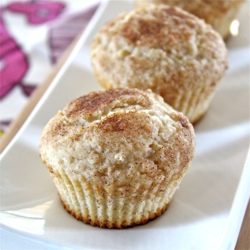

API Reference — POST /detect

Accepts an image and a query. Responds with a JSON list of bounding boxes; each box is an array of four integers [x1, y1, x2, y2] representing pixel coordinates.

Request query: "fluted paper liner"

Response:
[[49, 165, 187, 229]]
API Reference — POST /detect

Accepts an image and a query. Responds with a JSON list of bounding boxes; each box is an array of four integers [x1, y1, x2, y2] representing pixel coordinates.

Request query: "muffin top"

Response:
[[135, 0, 245, 39], [136, 0, 244, 19], [39, 88, 195, 200], [91, 4, 228, 100]]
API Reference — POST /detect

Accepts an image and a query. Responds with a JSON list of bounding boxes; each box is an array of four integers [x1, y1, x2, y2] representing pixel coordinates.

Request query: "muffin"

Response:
[[91, 5, 228, 124], [135, 0, 245, 39], [39, 88, 195, 228]]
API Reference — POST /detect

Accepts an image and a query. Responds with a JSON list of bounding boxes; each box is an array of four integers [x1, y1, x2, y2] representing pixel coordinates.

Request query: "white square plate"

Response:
[[1, 1, 249, 249]]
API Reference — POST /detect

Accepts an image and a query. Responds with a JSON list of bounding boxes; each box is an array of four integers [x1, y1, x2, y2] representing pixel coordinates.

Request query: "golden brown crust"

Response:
[[61, 197, 170, 229]]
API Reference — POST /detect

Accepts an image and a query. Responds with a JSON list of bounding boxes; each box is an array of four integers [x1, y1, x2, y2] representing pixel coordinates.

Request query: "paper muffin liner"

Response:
[[211, 3, 245, 40], [171, 84, 217, 124], [49, 165, 185, 228]]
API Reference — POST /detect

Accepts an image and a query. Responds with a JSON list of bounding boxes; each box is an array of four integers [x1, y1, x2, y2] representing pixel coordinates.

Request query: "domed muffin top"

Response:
[[39, 88, 195, 200]]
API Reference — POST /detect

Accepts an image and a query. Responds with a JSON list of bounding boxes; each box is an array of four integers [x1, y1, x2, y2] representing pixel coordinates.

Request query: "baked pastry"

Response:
[[39, 88, 195, 228], [91, 5, 228, 124], [135, 0, 245, 39]]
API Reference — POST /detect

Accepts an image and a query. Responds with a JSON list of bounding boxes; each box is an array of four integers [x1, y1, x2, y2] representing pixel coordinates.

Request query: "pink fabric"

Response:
[[0, 14, 29, 98], [7, 1, 65, 24], [49, 5, 98, 63], [0, 1, 98, 134]]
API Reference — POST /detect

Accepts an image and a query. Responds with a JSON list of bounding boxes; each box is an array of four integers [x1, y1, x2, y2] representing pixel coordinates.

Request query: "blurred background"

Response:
[[0, 0, 99, 138]]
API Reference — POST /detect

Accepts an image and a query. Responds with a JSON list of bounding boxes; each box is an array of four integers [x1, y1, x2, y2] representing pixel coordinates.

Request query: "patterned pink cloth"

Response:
[[0, 1, 98, 135], [0, 13, 29, 98], [49, 6, 97, 63], [7, 1, 65, 24]]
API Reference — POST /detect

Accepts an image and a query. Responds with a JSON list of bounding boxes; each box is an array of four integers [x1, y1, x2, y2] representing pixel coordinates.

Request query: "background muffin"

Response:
[[135, 0, 245, 39], [39, 88, 195, 228], [91, 5, 228, 124]]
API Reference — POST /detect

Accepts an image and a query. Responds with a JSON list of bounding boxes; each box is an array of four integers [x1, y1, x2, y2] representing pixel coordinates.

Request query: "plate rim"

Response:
[[0, 0, 249, 249]]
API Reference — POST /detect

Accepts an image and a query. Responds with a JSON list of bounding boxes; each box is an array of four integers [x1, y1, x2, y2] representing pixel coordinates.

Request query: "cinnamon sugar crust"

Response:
[[91, 5, 228, 123], [135, 0, 245, 39]]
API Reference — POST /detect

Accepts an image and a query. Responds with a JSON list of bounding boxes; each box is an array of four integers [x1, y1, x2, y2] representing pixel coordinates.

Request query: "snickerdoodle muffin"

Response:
[[91, 5, 228, 124], [136, 0, 245, 39], [39, 88, 195, 228]]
